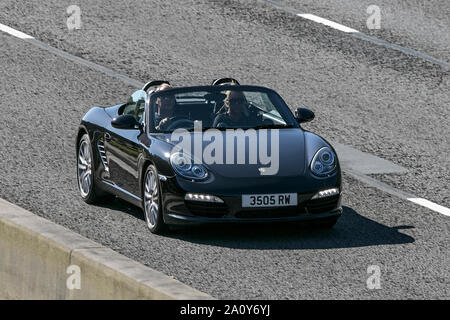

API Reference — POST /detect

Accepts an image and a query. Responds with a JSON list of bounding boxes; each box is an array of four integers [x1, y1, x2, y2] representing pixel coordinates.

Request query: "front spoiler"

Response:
[[164, 208, 342, 225]]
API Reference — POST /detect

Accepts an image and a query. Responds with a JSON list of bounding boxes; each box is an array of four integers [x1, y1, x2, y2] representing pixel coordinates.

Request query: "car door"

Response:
[[104, 90, 147, 197]]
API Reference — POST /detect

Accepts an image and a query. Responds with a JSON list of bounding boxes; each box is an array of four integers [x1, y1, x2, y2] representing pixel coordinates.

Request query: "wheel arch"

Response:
[[76, 125, 90, 147]]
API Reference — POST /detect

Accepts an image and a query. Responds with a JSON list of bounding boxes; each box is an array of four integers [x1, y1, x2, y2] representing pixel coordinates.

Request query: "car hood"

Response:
[[153, 128, 306, 179]]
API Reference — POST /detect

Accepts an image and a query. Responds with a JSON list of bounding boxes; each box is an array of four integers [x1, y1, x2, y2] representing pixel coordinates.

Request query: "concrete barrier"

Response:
[[0, 199, 213, 299]]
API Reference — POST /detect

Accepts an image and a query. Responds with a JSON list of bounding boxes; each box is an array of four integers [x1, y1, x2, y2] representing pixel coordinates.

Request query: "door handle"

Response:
[[105, 132, 111, 141]]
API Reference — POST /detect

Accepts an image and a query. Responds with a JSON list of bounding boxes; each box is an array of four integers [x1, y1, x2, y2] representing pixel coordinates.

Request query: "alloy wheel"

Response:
[[78, 139, 92, 197], [144, 170, 159, 229]]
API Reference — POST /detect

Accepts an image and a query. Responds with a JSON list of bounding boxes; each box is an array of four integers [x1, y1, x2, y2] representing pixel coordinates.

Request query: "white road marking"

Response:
[[296, 13, 359, 33], [0, 23, 142, 88], [346, 170, 450, 218], [0, 23, 34, 39], [260, 0, 450, 69], [407, 198, 450, 217], [0, 22, 449, 218]]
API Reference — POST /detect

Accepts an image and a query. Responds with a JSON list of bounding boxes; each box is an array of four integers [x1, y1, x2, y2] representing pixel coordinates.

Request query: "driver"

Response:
[[154, 83, 176, 130], [213, 90, 253, 128]]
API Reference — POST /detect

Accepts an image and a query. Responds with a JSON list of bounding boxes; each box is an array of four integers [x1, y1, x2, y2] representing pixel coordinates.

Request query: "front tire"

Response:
[[143, 165, 167, 234], [77, 133, 113, 204]]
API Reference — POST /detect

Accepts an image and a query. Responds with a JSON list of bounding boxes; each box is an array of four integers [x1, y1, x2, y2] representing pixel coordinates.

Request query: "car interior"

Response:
[[117, 78, 287, 131]]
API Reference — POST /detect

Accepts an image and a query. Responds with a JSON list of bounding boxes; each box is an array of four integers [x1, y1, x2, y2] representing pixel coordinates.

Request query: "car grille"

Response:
[[304, 195, 340, 214], [184, 194, 340, 219], [235, 195, 340, 218], [184, 200, 229, 218]]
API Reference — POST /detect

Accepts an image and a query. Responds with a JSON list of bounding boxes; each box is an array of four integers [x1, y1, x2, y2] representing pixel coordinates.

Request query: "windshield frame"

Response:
[[147, 85, 299, 134]]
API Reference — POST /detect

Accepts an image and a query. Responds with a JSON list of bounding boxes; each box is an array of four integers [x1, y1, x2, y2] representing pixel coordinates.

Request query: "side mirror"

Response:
[[111, 115, 141, 130], [295, 108, 315, 123]]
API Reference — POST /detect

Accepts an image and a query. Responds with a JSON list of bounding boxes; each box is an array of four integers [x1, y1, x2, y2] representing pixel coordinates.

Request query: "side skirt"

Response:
[[100, 180, 143, 209]]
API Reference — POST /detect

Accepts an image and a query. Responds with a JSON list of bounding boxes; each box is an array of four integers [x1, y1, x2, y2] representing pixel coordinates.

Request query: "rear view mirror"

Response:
[[295, 108, 315, 123]]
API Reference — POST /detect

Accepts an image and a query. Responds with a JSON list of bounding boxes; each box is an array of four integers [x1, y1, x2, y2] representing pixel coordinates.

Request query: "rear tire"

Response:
[[143, 165, 167, 234], [77, 133, 114, 204]]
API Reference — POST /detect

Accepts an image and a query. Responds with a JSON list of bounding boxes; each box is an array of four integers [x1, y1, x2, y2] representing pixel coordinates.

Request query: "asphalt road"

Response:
[[275, 0, 450, 62], [0, 0, 449, 299]]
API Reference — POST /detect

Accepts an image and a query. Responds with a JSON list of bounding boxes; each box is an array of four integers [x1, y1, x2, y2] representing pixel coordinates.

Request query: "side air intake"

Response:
[[97, 140, 109, 172]]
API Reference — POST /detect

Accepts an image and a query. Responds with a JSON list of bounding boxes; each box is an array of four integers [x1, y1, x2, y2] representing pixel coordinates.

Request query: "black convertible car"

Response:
[[76, 78, 342, 233]]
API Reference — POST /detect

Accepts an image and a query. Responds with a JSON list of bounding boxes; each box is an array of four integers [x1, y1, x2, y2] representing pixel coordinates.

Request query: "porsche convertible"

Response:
[[76, 78, 342, 233]]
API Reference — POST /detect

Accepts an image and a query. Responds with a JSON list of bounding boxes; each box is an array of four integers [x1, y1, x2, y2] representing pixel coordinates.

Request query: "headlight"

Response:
[[170, 152, 208, 180], [310, 147, 336, 177]]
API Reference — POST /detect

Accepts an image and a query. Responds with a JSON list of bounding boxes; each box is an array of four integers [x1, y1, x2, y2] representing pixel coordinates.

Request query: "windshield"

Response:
[[149, 86, 297, 133]]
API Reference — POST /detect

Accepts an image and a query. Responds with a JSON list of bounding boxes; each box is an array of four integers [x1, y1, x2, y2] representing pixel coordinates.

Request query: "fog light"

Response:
[[184, 193, 224, 203], [311, 188, 340, 200]]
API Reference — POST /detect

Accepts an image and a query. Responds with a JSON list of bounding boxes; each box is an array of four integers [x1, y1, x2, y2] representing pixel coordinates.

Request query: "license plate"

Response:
[[242, 193, 298, 208]]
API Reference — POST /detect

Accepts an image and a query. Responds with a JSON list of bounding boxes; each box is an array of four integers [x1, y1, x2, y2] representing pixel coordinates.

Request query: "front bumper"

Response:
[[160, 176, 342, 225]]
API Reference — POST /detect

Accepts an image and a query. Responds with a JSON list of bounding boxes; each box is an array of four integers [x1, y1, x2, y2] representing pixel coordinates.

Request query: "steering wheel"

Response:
[[166, 118, 195, 131]]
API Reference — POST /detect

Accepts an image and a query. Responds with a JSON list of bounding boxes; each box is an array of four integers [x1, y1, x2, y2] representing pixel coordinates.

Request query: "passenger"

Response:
[[213, 90, 253, 128], [154, 83, 176, 130]]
